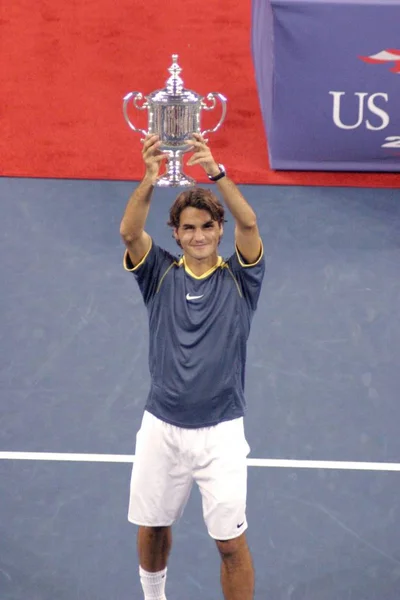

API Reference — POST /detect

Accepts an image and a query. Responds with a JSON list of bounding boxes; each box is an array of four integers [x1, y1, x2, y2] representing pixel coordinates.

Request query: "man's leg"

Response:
[[193, 417, 252, 599], [137, 525, 172, 572], [137, 526, 172, 600], [128, 412, 192, 600], [216, 533, 254, 600]]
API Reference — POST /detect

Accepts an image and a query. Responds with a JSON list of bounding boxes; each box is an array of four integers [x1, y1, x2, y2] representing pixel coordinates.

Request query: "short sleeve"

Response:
[[226, 242, 266, 310], [123, 239, 176, 305]]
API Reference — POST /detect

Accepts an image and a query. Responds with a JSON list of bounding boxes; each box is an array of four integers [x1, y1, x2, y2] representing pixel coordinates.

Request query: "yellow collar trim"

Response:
[[178, 256, 224, 279]]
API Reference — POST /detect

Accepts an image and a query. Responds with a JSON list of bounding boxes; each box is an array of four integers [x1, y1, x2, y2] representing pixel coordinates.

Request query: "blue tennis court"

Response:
[[1, 177, 399, 599]]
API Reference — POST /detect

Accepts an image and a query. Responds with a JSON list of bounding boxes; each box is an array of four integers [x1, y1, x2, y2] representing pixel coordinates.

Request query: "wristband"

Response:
[[208, 164, 226, 182]]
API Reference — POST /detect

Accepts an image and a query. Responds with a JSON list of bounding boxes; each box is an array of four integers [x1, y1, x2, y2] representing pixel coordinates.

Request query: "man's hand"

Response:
[[186, 133, 220, 177], [142, 134, 166, 183]]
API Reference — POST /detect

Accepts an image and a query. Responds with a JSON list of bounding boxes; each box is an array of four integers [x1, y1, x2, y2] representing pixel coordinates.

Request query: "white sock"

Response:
[[139, 566, 167, 600]]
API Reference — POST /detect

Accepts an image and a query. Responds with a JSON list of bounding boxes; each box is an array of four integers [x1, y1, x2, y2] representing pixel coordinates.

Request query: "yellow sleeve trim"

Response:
[[123, 238, 153, 272], [235, 240, 264, 268]]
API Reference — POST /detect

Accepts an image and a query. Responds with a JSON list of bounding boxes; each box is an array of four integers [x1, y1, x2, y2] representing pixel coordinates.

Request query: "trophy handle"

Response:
[[201, 93, 227, 136], [123, 92, 148, 136]]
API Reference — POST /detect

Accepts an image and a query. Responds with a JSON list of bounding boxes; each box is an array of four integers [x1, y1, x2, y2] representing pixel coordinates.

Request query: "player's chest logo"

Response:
[[186, 293, 204, 301]]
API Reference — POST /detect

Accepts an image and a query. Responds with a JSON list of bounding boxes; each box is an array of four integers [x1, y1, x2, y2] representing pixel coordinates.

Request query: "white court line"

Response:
[[0, 452, 400, 471]]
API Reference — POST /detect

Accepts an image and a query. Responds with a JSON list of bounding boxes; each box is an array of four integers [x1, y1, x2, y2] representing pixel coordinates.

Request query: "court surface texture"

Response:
[[1, 176, 399, 600]]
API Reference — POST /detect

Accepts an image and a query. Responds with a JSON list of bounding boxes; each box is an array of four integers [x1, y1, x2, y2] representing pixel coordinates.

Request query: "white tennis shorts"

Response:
[[128, 411, 250, 540]]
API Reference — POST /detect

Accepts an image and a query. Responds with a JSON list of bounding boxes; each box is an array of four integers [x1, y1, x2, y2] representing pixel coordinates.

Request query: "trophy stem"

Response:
[[155, 151, 195, 188]]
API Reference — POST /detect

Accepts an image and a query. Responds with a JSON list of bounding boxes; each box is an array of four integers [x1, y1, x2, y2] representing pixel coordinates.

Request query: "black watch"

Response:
[[208, 164, 226, 182]]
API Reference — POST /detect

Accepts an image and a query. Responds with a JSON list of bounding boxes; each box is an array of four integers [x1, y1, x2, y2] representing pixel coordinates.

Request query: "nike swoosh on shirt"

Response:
[[186, 293, 204, 301]]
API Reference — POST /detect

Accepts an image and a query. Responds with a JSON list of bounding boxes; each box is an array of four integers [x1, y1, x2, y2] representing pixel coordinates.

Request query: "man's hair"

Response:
[[167, 187, 225, 229]]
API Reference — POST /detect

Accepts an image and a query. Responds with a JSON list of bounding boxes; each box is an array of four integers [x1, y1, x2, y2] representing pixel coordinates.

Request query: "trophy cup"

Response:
[[123, 55, 227, 187]]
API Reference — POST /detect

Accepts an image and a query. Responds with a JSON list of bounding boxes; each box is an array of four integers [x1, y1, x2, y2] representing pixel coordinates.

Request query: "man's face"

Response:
[[174, 207, 223, 261]]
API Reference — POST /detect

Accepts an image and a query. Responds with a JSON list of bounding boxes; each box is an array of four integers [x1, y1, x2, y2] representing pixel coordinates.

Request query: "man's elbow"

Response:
[[119, 221, 130, 242], [120, 221, 140, 243], [237, 217, 258, 232]]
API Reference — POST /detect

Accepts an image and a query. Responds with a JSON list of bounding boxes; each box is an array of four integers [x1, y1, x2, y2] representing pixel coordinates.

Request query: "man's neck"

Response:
[[183, 253, 220, 277]]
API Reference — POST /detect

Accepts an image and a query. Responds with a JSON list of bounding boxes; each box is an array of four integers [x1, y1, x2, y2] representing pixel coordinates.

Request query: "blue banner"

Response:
[[252, 0, 400, 171]]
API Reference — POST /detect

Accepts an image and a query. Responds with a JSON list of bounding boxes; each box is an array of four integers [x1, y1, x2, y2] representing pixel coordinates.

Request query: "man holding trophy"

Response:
[[120, 57, 265, 600]]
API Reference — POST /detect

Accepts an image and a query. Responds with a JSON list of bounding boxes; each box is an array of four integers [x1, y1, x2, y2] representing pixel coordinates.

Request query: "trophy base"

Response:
[[155, 151, 196, 187], [155, 173, 196, 188]]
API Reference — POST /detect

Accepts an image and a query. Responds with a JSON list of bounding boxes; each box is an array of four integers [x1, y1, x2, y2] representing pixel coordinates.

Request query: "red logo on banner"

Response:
[[359, 49, 400, 73]]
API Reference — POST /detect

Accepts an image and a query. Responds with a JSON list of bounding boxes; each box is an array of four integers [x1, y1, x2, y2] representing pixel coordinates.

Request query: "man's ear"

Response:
[[173, 227, 179, 242]]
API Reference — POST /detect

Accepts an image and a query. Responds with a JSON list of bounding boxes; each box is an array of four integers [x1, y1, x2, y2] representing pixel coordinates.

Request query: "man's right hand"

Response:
[[142, 134, 165, 183]]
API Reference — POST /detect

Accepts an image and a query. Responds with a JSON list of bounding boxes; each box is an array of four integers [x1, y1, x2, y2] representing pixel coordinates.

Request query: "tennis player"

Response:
[[120, 133, 265, 600]]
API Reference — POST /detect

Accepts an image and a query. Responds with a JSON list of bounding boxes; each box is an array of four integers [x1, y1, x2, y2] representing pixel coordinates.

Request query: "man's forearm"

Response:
[[120, 176, 154, 240], [215, 176, 257, 228]]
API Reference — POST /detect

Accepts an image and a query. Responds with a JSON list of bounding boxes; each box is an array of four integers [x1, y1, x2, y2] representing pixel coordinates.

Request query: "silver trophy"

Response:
[[123, 55, 227, 187]]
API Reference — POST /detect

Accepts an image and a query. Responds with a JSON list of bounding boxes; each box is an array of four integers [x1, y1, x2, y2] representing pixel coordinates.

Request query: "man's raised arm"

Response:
[[120, 134, 165, 266], [186, 133, 262, 264]]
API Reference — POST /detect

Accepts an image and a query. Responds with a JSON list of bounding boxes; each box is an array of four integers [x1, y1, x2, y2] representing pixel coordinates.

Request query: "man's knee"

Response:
[[140, 525, 170, 534], [138, 525, 172, 551], [216, 532, 247, 559]]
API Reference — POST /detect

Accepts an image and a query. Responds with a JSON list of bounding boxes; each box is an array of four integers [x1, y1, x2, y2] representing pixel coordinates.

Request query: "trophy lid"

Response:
[[167, 54, 184, 96], [148, 55, 201, 104]]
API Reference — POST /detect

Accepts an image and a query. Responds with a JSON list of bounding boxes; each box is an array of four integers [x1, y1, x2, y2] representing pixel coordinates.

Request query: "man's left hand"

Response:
[[185, 133, 220, 177]]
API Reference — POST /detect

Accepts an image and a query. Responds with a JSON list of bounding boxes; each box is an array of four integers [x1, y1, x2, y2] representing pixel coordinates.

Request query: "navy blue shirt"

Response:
[[124, 240, 265, 428]]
